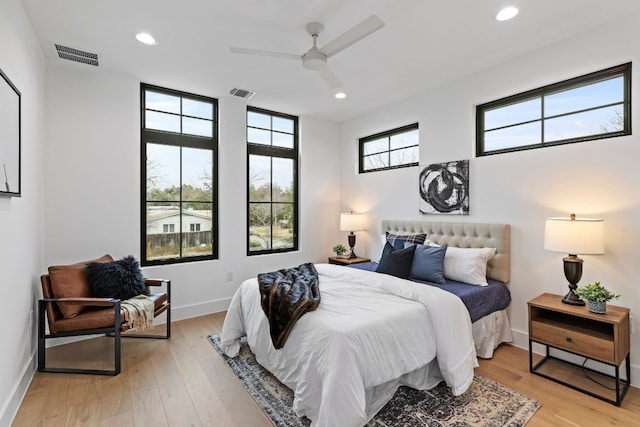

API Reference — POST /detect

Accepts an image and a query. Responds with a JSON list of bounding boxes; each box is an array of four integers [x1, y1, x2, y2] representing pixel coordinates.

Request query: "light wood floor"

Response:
[[13, 312, 640, 426]]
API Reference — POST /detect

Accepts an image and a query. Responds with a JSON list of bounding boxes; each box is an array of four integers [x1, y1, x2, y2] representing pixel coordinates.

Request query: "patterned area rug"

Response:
[[209, 334, 541, 426]]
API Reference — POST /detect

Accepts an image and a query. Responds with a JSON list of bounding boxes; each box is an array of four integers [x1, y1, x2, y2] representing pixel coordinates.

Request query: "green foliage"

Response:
[[574, 282, 620, 302], [333, 244, 347, 255]]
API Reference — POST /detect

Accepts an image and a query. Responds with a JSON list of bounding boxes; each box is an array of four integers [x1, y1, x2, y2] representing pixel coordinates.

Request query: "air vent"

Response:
[[230, 88, 256, 99], [55, 44, 99, 66]]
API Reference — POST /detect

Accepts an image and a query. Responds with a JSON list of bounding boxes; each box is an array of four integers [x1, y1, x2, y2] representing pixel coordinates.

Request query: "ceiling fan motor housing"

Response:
[[302, 49, 327, 70]]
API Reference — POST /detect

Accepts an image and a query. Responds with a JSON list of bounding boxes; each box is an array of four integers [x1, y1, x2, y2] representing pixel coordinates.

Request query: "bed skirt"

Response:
[[473, 309, 512, 358]]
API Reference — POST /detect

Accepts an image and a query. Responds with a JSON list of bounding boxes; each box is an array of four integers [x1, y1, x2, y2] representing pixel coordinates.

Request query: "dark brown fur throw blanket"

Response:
[[258, 263, 320, 349]]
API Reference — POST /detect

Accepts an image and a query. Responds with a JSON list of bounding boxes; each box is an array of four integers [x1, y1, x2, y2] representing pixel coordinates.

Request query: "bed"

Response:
[[220, 220, 511, 427], [365, 219, 513, 358]]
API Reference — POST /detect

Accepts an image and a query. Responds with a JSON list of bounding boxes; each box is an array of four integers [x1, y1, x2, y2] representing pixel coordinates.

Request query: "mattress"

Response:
[[349, 261, 511, 322]]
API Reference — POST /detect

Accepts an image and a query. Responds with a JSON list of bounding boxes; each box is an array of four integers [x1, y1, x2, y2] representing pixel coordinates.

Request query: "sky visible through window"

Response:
[[145, 90, 215, 192], [483, 76, 624, 152]]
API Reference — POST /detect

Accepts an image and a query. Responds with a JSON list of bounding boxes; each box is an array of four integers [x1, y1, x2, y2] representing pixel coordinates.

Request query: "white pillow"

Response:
[[443, 247, 496, 286]]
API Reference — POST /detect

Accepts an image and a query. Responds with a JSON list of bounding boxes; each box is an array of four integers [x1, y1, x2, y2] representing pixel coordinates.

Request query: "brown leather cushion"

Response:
[[48, 255, 114, 319], [53, 292, 168, 333]]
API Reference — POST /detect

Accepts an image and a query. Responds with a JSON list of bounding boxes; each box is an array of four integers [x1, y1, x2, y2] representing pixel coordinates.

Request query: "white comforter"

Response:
[[221, 263, 477, 427]]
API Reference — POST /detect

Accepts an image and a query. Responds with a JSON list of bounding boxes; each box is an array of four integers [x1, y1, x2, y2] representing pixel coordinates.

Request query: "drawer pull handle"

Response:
[[566, 337, 572, 343]]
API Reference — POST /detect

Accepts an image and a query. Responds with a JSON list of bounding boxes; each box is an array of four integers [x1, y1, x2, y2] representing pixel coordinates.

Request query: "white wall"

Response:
[[0, 0, 45, 424], [340, 12, 640, 385], [44, 62, 342, 321]]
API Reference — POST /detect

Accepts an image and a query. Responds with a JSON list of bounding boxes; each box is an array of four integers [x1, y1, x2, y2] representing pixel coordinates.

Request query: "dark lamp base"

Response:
[[562, 289, 585, 306]]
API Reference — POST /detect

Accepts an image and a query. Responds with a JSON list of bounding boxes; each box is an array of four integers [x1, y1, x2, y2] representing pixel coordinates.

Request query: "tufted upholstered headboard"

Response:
[[381, 219, 511, 284]]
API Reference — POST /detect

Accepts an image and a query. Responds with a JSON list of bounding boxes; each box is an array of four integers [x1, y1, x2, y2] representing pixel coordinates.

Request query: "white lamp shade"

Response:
[[544, 216, 604, 255], [340, 212, 364, 232]]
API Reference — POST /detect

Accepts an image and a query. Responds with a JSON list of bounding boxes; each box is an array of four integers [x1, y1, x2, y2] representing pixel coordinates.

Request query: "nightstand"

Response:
[[327, 256, 371, 266], [528, 293, 630, 406]]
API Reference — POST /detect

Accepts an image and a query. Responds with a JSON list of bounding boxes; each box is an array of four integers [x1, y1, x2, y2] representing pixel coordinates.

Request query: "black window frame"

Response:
[[359, 123, 419, 173], [246, 106, 299, 256], [476, 63, 632, 157], [140, 83, 219, 266]]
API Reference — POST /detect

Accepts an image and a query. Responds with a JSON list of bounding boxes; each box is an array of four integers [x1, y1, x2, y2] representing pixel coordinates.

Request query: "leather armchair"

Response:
[[38, 256, 171, 375]]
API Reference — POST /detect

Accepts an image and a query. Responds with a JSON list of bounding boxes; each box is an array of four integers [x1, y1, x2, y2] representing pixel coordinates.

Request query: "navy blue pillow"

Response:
[[375, 242, 416, 279], [386, 232, 427, 251], [410, 245, 447, 284], [85, 255, 147, 299]]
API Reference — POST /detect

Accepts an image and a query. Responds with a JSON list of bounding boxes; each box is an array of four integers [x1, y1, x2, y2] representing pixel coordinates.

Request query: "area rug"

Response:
[[208, 334, 541, 426]]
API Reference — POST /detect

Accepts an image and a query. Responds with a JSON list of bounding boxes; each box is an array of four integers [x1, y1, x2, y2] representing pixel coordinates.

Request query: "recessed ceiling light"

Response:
[[334, 91, 347, 99], [135, 32, 157, 45], [496, 7, 519, 21]]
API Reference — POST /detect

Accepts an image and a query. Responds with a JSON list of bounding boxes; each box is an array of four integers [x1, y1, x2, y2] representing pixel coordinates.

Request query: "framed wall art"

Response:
[[0, 67, 21, 197], [419, 159, 469, 215]]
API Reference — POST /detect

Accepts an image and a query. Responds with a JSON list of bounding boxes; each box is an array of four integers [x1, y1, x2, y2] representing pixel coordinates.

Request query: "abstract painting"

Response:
[[0, 67, 21, 197], [419, 160, 469, 215]]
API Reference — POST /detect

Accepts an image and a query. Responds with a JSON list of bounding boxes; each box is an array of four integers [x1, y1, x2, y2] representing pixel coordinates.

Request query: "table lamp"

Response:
[[340, 212, 364, 258], [544, 214, 604, 305]]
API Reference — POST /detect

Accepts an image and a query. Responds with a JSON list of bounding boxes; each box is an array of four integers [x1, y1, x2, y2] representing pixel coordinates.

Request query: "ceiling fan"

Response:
[[230, 15, 385, 90]]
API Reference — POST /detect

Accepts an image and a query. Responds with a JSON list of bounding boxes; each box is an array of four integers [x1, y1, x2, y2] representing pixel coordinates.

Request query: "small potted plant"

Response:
[[574, 282, 620, 314], [333, 244, 347, 257]]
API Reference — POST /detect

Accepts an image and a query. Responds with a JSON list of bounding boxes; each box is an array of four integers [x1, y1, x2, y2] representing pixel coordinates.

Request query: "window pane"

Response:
[[146, 202, 180, 261], [363, 153, 389, 171], [272, 158, 293, 202], [146, 111, 180, 133], [182, 116, 212, 137], [544, 77, 624, 117], [182, 147, 212, 202], [273, 132, 294, 148], [248, 127, 271, 145], [484, 98, 541, 131], [544, 105, 623, 142], [248, 111, 271, 129], [249, 155, 271, 202], [273, 203, 294, 249], [182, 98, 212, 119], [390, 129, 419, 150], [181, 202, 213, 257], [484, 122, 542, 152], [363, 138, 388, 155], [249, 203, 271, 251], [146, 143, 180, 201], [145, 91, 180, 114], [273, 116, 293, 133], [390, 146, 418, 166]]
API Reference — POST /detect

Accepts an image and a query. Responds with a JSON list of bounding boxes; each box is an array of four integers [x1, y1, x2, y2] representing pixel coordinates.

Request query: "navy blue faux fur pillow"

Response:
[[85, 255, 147, 299]]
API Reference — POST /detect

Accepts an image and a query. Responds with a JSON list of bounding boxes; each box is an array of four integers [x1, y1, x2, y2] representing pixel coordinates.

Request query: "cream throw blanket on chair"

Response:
[[121, 295, 155, 331]]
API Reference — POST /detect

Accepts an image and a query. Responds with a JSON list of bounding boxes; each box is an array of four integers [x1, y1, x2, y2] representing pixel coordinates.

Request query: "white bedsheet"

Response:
[[221, 263, 477, 427]]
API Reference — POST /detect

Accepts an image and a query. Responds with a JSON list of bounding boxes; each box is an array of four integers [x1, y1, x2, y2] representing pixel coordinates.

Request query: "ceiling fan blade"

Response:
[[316, 65, 343, 89], [230, 47, 300, 61], [321, 15, 385, 58]]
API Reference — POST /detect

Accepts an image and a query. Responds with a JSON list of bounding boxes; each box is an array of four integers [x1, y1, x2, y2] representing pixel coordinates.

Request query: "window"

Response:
[[477, 63, 631, 156], [141, 84, 218, 265], [247, 106, 298, 255], [359, 123, 419, 173]]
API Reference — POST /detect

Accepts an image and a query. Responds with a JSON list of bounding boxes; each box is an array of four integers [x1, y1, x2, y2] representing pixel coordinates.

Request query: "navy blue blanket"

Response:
[[348, 262, 510, 322]]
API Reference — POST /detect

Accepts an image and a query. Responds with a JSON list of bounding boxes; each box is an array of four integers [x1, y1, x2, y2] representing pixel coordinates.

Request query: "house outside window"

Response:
[[476, 63, 631, 156], [359, 123, 419, 173], [247, 106, 298, 255], [141, 83, 218, 265]]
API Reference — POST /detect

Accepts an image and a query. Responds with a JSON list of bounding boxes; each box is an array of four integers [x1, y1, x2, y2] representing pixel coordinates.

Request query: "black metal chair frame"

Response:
[[38, 280, 171, 376]]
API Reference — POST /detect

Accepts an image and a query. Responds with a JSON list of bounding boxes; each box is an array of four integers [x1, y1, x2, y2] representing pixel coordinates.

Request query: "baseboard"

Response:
[[0, 352, 36, 427], [171, 297, 232, 321], [511, 328, 639, 388]]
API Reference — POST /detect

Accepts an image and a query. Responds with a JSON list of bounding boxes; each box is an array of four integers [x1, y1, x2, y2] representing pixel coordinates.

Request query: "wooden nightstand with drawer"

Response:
[[528, 293, 630, 406]]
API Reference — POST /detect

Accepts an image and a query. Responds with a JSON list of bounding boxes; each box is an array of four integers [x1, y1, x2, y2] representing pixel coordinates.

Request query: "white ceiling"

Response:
[[20, 0, 640, 122]]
